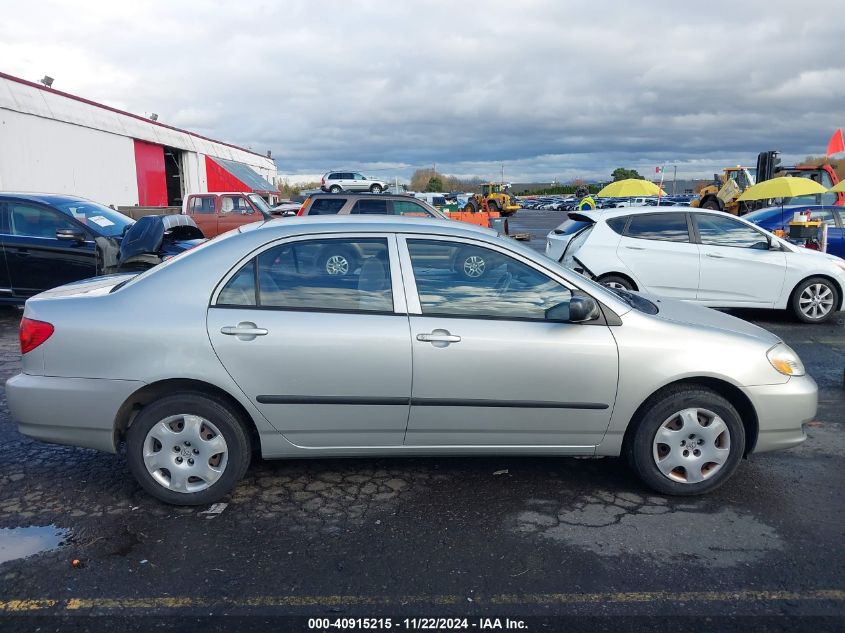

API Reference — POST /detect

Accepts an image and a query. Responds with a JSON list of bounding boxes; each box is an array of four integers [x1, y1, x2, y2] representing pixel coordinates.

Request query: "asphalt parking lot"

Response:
[[0, 208, 843, 629]]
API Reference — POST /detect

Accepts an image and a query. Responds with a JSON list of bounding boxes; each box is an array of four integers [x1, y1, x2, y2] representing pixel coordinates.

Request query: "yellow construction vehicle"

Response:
[[463, 183, 520, 217], [691, 166, 756, 215]]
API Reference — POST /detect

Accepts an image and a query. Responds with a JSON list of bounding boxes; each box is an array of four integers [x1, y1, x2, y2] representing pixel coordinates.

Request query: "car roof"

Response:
[[189, 192, 252, 196], [308, 192, 409, 199], [0, 192, 98, 206], [239, 214, 498, 238], [580, 205, 725, 221]]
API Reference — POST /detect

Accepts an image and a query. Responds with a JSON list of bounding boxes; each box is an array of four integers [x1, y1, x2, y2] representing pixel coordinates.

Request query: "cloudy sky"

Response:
[[2, 0, 844, 183]]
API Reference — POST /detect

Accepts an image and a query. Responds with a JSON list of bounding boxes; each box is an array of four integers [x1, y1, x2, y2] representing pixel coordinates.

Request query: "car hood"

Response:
[[785, 245, 845, 266], [119, 214, 205, 262], [643, 294, 781, 345]]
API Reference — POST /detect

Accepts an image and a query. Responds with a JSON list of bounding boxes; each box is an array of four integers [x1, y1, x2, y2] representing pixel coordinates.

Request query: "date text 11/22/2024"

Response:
[[308, 617, 528, 630]]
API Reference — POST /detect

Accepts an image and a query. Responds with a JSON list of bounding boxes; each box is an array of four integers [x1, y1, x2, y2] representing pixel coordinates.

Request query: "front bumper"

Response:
[[6, 373, 145, 453], [745, 374, 817, 453]]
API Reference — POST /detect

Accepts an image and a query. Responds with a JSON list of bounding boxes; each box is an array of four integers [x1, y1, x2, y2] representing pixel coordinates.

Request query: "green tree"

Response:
[[611, 168, 643, 181], [425, 176, 444, 192]]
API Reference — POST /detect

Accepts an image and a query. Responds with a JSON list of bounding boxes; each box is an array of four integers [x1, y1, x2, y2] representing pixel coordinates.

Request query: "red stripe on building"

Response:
[[133, 140, 168, 206], [205, 155, 250, 192]]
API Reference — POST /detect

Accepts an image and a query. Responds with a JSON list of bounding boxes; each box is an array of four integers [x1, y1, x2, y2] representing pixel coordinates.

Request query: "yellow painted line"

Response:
[[0, 599, 58, 612], [489, 589, 845, 605], [2, 589, 843, 612]]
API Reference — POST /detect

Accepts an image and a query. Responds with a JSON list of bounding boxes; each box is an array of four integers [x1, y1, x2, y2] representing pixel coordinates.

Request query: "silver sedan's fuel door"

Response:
[[207, 234, 412, 447]]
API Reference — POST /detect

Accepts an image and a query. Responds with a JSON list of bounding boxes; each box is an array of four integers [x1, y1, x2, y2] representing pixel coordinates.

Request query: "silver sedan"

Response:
[[6, 216, 815, 504]]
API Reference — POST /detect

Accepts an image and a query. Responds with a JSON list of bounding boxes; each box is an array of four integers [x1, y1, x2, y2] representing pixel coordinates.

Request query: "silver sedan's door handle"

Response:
[[704, 252, 724, 259], [221, 322, 268, 341], [417, 330, 461, 347], [624, 246, 646, 251]]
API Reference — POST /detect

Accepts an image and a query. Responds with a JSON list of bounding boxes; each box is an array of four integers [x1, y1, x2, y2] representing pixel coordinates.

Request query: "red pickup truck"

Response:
[[182, 192, 274, 237]]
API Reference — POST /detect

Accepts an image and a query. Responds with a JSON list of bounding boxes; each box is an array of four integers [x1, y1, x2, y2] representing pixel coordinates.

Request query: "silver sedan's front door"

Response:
[[398, 236, 619, 449], [207, 234, 412, 447]]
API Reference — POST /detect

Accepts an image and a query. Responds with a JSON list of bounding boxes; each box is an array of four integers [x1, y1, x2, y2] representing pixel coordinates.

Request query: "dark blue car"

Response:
[[0, 193, 204, 303], [742, 205, 845, 258]]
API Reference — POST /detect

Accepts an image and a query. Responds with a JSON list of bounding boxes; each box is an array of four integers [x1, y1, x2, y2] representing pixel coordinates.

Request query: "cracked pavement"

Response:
[[0, 209, 843, 624]]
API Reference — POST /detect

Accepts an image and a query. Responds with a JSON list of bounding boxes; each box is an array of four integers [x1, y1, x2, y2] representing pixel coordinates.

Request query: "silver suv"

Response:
[[321, 171, 389, 194]]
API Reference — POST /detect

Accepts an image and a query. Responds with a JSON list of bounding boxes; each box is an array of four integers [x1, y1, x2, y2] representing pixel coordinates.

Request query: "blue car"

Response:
[[742, 205, 845, 258]]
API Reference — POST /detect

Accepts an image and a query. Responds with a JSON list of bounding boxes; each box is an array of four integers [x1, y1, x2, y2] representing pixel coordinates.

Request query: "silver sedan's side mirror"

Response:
[[545, 296, 600, 323], [568, 296, 601, 322]]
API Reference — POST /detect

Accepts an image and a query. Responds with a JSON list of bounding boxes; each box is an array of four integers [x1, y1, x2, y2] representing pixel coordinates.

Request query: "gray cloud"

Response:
[[2, 0, 844, 182]]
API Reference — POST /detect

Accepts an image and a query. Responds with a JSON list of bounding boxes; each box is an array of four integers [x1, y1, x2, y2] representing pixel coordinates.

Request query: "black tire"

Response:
[[790, 276, 840, 324], [700, 197, 721, 210], [329, 185, 342, 194], [625, 385, 745, 496], [455, 247, 490, 280], [597, 274, 635, 290], [126, 392, 252, 505], [487, 200, 500, 213], [369, 184, 383, 194], [464, 199, 479, 213], [318, 246, 358, 276]]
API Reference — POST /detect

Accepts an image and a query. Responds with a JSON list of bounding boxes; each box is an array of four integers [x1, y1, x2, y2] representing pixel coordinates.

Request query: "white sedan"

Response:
[[546, 207, 845, 323]]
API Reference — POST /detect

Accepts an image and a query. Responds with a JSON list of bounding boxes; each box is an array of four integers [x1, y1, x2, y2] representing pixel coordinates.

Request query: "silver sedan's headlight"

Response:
[[767, 343, 806, 377]]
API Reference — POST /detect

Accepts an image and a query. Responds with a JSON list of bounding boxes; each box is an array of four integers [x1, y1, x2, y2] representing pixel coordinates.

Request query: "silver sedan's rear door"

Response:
[[207, 233, 412, 447]]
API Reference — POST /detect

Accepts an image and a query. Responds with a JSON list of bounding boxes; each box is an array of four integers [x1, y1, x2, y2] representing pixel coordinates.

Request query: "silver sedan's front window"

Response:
[[407, 239, 572, 321]]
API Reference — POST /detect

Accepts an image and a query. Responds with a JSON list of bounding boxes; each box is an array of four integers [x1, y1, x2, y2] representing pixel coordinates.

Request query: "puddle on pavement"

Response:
[[0, 525, 69, 564]]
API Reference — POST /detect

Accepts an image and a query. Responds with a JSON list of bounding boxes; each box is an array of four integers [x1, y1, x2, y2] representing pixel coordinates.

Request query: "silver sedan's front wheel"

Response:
[[127, 393, 251, 505], [627, 386, 745, 495], [652, 408, 730, 484], [142, 415, 228, 494]]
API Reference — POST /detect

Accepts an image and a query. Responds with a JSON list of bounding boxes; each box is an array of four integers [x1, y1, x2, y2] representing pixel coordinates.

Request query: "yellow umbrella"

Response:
[[596, 178, 666, 197], [829, 180, 845, 193], [736, 176, 828, 201]]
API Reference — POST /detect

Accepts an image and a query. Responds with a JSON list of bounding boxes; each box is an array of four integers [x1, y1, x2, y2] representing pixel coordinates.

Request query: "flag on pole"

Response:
[[656, 165, 666, 204], [826, 128, 844, 157]]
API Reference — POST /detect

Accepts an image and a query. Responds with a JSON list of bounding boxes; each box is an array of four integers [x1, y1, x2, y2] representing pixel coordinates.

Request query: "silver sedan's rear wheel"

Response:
[[626, 386, 744, 495], [127, 393, 251, 505], [142, 415, 229, 494]]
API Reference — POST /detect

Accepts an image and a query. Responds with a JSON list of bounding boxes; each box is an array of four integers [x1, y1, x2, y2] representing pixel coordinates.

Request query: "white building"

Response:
[[0, 71, 278, 207]]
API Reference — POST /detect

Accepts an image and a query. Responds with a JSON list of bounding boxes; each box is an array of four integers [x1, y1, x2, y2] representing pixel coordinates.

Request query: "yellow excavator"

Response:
[[463, 183, 520, 217]]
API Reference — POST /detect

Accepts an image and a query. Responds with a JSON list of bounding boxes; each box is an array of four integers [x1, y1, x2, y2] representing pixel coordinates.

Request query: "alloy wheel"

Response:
[[326, 255, 350, 275], [463, 255, 486, 278], [798, 283, 834, 320]]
